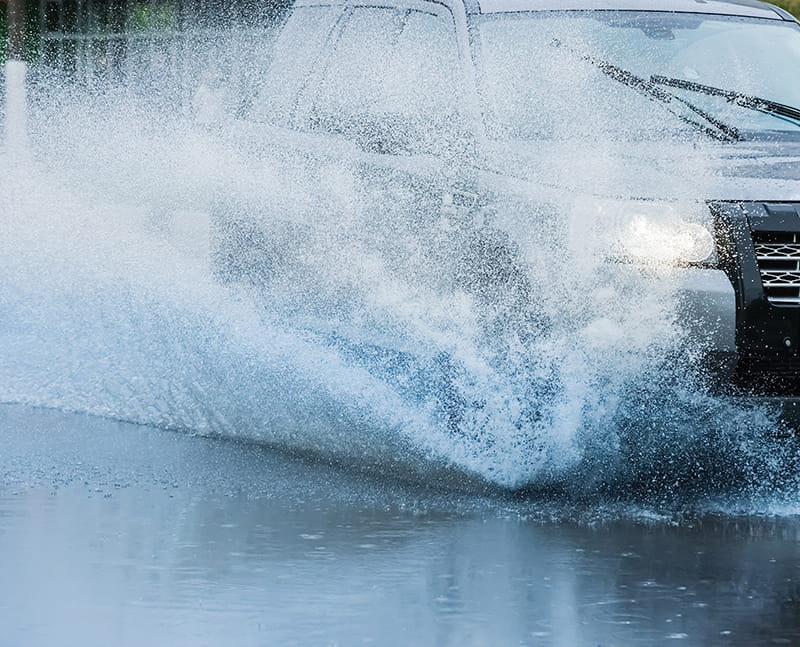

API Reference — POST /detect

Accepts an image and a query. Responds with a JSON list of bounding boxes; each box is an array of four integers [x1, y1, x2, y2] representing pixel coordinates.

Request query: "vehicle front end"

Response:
[[468, 0, 800, 415]]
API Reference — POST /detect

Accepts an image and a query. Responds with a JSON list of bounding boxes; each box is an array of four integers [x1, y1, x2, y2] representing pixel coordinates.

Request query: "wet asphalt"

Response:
[[1, 403, 800, 647]]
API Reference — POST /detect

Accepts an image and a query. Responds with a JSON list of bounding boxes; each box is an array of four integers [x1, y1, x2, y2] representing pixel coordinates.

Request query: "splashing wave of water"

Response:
[[0, 77, 797, 502]]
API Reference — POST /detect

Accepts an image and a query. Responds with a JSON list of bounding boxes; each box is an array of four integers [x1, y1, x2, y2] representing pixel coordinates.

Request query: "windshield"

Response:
[[472, 12, 800, 142]]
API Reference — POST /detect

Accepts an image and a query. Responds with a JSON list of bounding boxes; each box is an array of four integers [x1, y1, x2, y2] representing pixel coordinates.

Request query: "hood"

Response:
[[479, 137, 800, 203]]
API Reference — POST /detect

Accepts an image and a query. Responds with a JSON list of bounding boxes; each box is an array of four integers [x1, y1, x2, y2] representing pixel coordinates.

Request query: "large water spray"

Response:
[[0, 25, 796, 499]]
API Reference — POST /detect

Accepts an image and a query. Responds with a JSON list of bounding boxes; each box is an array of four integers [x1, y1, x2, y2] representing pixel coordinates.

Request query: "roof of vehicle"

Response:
[[471, 0, 791, 19], [293, 0, 795, 20]]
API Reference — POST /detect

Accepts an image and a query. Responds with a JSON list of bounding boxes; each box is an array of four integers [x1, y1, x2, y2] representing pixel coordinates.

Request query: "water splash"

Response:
[[0, 62, 796, 499]]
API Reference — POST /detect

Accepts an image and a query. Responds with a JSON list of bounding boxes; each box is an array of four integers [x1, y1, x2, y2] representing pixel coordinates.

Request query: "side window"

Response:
[[386, 12, 461, 122], [250, 6, 342, 126], [303, 7, 463, 152], [306, 8, 405, 133]]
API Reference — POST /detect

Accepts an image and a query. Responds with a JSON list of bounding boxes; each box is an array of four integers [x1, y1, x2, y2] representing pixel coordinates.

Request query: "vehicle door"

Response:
[[209, 3, 347, 281], [287, 2, 479, 297], [222, 1, 516, 321]]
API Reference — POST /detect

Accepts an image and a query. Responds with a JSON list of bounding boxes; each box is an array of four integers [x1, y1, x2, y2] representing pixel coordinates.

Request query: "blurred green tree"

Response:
[[774, 0, 800, 17]]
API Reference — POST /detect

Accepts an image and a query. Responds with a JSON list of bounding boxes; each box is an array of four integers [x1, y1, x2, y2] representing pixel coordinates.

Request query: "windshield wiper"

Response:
[[551, 39, 741, 142], [651, 75, 800, 128]]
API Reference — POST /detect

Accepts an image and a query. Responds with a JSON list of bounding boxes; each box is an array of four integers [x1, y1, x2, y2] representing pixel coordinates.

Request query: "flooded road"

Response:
[[2, 403, 800, 647], [4, 6, 800, 645]]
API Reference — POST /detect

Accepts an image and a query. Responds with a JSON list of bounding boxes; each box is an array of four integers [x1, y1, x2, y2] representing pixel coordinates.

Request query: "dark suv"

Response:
[[209, 0, 800, 414]]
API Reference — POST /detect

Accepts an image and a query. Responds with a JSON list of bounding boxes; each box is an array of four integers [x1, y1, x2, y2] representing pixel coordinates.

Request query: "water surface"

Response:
[[2, 404, 799, 647]]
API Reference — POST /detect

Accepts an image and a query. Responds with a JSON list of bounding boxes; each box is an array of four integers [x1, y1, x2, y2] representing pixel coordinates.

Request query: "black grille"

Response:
[[752, 230, 800, 306]]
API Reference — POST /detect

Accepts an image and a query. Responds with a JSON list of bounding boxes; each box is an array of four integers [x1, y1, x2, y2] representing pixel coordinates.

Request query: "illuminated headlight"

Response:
[[596, 200, 717, 266], [619, 216, 715, 264]]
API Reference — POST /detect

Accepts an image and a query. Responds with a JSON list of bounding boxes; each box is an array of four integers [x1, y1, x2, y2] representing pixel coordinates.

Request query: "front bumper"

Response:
[[664, 201, 800, 411], [714, 201, 800, 396], [673, 261, 800, 428]]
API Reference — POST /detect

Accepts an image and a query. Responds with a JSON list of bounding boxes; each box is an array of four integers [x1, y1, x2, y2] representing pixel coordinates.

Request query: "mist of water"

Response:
[[0, 33, 797, 502]]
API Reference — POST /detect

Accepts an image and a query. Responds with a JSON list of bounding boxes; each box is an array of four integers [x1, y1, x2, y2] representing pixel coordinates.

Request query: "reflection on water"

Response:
[[2, 404, 800, 647]]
